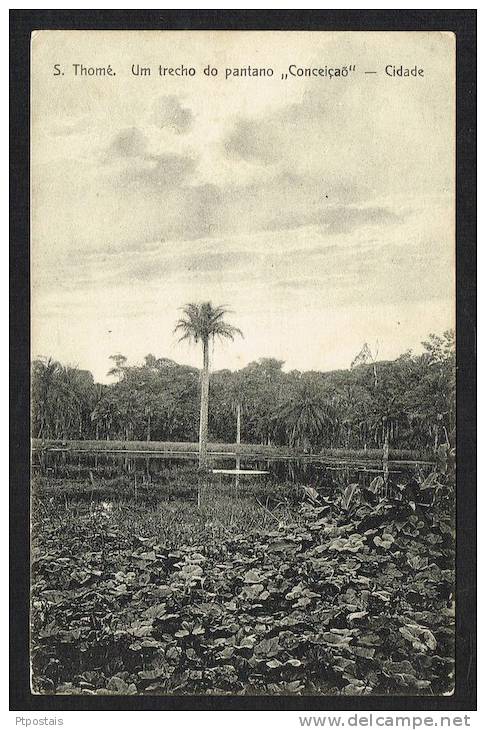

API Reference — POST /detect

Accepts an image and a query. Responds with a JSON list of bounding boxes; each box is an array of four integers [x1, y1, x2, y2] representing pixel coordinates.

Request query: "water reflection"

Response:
[[32, 448, 432, 497]]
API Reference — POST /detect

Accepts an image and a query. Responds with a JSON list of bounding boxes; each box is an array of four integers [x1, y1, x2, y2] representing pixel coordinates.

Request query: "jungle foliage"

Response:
[[32, 330, 455, 454]]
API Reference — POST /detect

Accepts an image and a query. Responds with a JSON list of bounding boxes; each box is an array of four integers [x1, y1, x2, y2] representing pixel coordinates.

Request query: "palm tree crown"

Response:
[[279, 382, 334, 450], [174, 302, 242, 346]]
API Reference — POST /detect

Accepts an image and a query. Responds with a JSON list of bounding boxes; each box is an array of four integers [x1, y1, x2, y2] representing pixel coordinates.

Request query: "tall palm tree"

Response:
[[174, 302, 243, 467]]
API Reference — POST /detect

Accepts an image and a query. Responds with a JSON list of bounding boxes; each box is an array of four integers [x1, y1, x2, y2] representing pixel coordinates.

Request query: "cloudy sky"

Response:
[[31, 31, 455, 383]]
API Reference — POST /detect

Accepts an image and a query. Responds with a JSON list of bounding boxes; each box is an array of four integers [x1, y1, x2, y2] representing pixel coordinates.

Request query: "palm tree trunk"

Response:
[[236, 402, 241, 446], [199, 338, 210, 468], [383, 423, 389, 492]]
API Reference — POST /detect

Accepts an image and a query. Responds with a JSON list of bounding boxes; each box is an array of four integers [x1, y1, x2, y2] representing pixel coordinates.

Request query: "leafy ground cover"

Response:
[[31, 470, 454, 696]]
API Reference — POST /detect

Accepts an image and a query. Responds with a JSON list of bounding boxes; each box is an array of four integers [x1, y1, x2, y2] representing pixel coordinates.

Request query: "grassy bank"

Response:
[[32, 439, 428, 463]]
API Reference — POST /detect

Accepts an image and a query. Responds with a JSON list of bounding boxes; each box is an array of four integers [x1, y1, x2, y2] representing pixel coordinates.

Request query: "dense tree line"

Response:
[[32, 330, 455, 454]]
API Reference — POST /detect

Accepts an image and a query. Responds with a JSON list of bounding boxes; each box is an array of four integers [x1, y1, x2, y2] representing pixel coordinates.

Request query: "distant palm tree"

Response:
[[279, 383, 333, 452], [32, 357, 61, 438], [227, 371, 249, 447], [174, 302, 243, 467]]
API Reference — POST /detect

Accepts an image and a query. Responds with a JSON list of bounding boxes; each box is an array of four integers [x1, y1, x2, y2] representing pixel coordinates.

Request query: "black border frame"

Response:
[[10, 9, 477, 713]]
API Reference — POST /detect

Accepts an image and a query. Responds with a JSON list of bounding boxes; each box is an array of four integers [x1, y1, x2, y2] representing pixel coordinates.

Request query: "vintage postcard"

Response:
[[30, 30, 456, 697]]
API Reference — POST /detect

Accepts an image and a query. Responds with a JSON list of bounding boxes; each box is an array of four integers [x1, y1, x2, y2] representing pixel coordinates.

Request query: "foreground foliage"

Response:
[[31, 471, 454, 696]]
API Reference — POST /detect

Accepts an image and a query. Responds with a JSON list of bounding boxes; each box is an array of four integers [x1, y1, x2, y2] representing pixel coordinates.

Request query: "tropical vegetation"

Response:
[[31, 461, 455, 695], [32, 329, 455, 455]]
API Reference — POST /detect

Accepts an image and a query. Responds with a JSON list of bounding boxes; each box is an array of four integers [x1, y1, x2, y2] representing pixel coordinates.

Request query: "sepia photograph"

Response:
[[27, 28, 458, 698]]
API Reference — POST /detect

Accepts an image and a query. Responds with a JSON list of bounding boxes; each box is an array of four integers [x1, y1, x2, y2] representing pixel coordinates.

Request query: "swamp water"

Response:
[[32, 448, 433, 506]]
